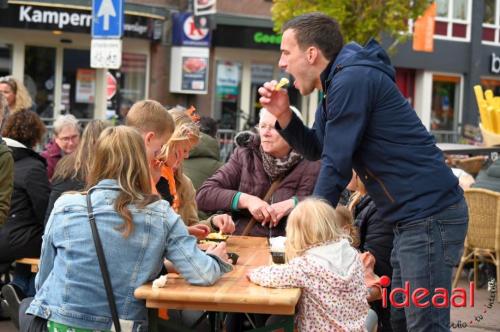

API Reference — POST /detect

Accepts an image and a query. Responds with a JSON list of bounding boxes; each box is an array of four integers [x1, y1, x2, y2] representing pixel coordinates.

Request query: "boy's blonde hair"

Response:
[[87, 126, 159, 237], [125, 100, 174, 138], [285, 198, 351, 260]]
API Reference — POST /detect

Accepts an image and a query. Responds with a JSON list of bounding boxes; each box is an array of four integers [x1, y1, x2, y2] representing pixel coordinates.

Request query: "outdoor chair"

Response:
[[452, 188, 500, 302]]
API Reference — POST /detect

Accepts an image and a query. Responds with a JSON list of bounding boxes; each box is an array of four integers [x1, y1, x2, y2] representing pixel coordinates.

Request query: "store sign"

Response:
[[194, 0, 216, 16], [213, 25, 280, 50], [216, 62, 240, 96], [253, 32, 281, 45], [172, 12, 211, 47], [0, 4, 162, 40], [170, 46, 209, 94], [76, 69, 96, 103], [491, 53, 500, 74]]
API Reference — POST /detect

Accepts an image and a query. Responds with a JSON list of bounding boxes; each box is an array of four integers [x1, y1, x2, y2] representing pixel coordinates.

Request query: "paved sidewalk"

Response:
[[451, 271, 500, 331]]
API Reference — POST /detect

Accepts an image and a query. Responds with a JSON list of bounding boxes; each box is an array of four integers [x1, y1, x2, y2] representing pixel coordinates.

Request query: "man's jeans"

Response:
[[390, 198, 468, 332]]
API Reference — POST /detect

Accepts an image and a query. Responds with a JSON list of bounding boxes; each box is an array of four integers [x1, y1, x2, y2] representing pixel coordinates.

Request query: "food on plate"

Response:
[[206, 232, 229, 241], [183, 57, 207, 73]]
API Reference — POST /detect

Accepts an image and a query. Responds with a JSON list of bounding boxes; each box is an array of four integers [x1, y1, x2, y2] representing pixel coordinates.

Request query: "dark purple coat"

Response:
[[196, 136, 321, 237], [40, 139, 62, 180]]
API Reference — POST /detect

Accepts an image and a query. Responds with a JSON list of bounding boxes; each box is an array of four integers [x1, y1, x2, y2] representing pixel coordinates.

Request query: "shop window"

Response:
[[431, 75, 461, 132], [119, 53, 147, 119], [25, 46, 56, 118], [434, 0, 470, 41], [215, 61, 242, 130], [0, 44, 12, 77], [250, 63, 274, 126], [482, 0, 500, 44], [63, 49, 94, 119]]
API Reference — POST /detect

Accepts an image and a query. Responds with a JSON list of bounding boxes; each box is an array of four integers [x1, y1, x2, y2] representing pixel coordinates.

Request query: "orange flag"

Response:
[[413, 2, 436, 52]]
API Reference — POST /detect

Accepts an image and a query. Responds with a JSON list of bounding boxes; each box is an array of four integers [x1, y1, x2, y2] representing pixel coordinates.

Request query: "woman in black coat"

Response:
[[1, 110, 50, 296]]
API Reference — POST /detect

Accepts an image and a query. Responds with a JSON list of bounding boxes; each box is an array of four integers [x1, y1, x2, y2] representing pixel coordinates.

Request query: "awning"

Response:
[[8, 0, 169, 20]]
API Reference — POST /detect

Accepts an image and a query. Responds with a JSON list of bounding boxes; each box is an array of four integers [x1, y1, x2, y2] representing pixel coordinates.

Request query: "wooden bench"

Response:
[[15, 258, 40, 273]]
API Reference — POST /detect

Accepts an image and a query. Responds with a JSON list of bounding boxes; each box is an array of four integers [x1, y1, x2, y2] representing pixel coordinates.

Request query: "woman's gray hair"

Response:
[[53, 114, 80, 136], [259, 106, 303, 122]]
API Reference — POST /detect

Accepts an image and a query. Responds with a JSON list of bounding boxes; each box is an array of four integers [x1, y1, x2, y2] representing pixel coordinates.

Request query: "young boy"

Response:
[[125, 100, 175, 182], [126, 100, 210, 238]]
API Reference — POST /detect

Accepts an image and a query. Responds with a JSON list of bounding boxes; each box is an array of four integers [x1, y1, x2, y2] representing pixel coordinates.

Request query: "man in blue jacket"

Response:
[[259, 12, 467, 332]]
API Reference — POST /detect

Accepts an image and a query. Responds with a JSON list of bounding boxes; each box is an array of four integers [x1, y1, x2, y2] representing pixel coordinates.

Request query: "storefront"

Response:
[[207, 22, 317, 130], [0, 0, 166, 120], [389, 0, 500, 142]]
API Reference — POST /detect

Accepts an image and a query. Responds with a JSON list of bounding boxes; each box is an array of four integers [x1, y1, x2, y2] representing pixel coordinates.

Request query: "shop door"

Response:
[[431, 74, 461, 141], [63, 49, 95, 119], [215, 61, 241, 130], [25, 46, 56, 118]]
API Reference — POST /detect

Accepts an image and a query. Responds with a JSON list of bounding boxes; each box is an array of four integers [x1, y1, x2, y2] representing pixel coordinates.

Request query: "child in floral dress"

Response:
[[248, 198, 369, 331]]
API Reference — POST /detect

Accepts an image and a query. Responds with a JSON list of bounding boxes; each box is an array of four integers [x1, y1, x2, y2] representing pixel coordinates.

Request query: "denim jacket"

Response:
[[27, 179, 232, 331]]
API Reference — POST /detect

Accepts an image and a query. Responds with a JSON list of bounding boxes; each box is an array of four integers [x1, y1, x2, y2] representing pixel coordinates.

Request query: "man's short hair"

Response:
[[282, 12, 344, 61], [126, 100, 174, 138]]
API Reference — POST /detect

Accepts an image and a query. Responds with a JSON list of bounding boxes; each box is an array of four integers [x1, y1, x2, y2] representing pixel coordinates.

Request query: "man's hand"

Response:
[[239, 193, 277, 225], [258, 80, 292, 128], [269, 199, 295, 226], [188, 224, 210, 239], [212, 214, 236, 234]]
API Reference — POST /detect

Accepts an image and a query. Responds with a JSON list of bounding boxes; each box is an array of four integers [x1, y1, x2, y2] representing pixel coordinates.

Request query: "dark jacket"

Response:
[[278, 39, 462, 223], [354, 195, 393, 279], [44, 177, 84, 225], [40, 139, 62, 180], [183, 133, 224, 190], [0, 138, 14, 226], [473, 159, 500, 192], [196, 135, 321, 237], [1, 138, 50, 261]]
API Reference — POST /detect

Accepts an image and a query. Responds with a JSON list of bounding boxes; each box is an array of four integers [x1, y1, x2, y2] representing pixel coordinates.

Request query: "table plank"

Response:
[[16, 258, 40, 273], [134, 236, 300, 315]]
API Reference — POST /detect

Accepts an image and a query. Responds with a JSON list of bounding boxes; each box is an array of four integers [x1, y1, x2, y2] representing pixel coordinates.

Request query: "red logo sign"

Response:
[[183, 15, 209, 41]]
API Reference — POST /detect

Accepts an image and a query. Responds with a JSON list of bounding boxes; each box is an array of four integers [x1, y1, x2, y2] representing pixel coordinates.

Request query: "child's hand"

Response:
[[206, 242, 231, 264], [188, 224, 210, 239]]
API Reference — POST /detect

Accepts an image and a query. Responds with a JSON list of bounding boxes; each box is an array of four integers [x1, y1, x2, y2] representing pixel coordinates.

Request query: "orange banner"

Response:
[[413, 2, 436, 52]]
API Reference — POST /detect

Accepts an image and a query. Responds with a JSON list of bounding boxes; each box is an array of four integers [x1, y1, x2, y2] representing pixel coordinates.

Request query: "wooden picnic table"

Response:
[[437, 143, 500, 156], [16, 258, 40, 273], [134, 236, 300, 331]]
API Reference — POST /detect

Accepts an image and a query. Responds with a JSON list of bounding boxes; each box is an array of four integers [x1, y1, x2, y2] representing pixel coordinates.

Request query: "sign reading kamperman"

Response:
[[0, 4, 162, 40]]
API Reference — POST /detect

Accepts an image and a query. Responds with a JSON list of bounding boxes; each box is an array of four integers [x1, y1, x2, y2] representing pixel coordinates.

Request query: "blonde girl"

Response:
[[249, 198, 368, 332], [156, 107, 235, 237]]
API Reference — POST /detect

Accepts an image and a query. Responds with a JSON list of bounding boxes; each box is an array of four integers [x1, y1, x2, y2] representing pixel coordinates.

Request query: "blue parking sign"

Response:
[[92, 0, 124, 38]]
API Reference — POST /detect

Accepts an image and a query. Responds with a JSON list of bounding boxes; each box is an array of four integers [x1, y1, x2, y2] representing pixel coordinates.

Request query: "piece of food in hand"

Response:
[[275, 77, 290, 91], [205, 232, 229, 241], [152, 274, 168, 288]]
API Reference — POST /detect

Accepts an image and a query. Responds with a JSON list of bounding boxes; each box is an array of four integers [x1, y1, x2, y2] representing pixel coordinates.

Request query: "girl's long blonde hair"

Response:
[[86, 126, 159, 237], [52, 120, 108, 182], [156, 108, 200, 219], [285, 198, 351, 260]]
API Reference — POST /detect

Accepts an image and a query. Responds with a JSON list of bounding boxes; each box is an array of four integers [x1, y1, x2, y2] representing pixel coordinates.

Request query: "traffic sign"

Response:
[[92, 0, 124, 38], [106, 72, 117, 100], [90, 38, 122, 69]]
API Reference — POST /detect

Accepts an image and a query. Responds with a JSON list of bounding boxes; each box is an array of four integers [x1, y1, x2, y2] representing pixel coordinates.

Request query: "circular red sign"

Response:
[[106, 72, 117, 100]]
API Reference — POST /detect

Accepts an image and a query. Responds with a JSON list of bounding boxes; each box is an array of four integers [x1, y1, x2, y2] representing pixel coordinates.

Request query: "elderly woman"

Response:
[[41, 114, 81, 179], [196, 108, 320, 237]]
